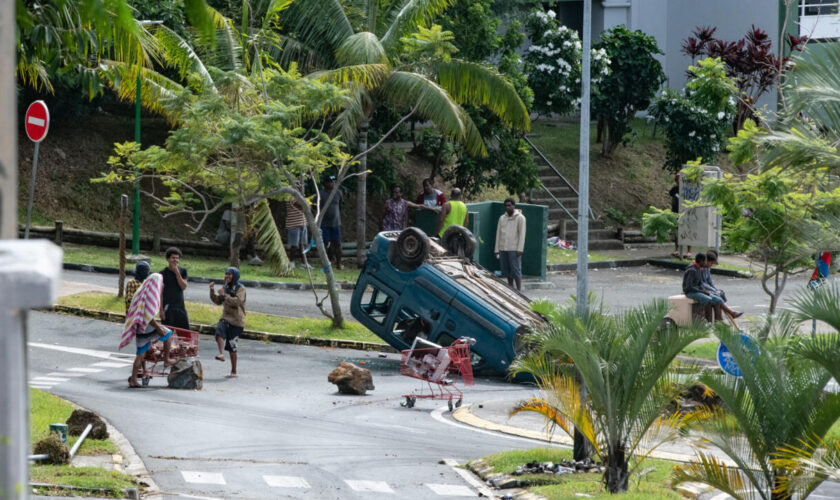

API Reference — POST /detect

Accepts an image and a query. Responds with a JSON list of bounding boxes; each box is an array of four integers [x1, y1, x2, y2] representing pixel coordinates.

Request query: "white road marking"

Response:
[[426, 483, 478, 496], [31, 376, 70, 383], [442, 458, 495, 498], [67, 367, 104, 373], [29, 342, 123, 360], [344, 480, 394, 493], [29, 384, 53, 389], [91, 361, 132, 368], [710, 494, 733, 500], [263, 475, 311, 488], [27, 116, 45, 127], [180, 471, 226, 485], [46, 372, 86, 378]]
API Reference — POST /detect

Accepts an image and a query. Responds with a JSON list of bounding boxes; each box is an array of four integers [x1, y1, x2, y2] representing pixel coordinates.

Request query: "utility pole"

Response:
[[573, 0, 592, 462]]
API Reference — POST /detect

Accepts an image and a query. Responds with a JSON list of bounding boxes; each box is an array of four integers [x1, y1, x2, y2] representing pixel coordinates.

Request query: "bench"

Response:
[[667, 294, 710, 325]]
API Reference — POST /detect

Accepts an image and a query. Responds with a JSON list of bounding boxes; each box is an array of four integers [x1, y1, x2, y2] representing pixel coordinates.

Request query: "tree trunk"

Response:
[[356, 121, 369, 268], [596, 118, 605, 144], [229, 205, 241, 268], [307, 209, 343, 328], [429, 136, 446, 181], [605, 445, 629, 493]]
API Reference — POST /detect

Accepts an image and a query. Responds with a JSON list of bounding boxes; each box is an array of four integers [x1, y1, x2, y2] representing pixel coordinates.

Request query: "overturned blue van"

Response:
[[350, 227, 547, 376]]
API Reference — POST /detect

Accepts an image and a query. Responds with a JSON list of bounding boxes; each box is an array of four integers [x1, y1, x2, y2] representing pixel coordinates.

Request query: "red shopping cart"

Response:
[[141, 327, 199, 386], [400, 337, 475, 411]]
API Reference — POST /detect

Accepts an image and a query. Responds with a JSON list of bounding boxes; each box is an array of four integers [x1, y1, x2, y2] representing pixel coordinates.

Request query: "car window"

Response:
[[392, 308, 429, 345], [437, 332, 485, 367], [360, 286, 393, 325]]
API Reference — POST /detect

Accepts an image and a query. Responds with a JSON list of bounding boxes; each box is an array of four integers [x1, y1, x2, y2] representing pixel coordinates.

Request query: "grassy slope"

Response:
[[480, 448, 680, 499], [58, 291, 381, 343]]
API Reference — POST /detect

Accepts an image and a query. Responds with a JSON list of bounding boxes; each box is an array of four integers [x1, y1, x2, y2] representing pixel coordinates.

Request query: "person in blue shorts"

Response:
[[319, 176, 343, 269]]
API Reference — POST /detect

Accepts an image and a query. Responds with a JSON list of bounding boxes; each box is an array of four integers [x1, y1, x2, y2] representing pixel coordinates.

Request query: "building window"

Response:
[[800, 0, 840, 39]]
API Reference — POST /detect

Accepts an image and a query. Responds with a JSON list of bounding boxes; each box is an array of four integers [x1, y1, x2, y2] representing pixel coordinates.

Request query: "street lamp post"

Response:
[[131, 20, 163, 257]]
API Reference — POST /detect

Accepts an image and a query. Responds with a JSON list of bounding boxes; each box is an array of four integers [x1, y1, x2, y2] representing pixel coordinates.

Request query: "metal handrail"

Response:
[[539, 184, 577, 224], [524, 136, 596, 220]]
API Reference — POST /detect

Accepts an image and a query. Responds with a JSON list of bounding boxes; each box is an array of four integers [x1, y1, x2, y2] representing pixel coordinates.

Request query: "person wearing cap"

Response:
[[210, 267, 246, 378], [124, 261, 150, 312], [319, 176, 343, 269]]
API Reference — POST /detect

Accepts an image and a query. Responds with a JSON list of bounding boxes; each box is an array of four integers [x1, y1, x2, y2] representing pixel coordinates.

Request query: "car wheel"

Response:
[[441, 225, 477, 259], [388, 227, 429, 272]]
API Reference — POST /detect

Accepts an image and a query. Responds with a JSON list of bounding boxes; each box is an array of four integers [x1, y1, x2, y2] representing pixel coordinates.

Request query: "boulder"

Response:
[[168, 358, 203, 390], [33, 434, 69, 465], [328, 362, 375, 395], [67, 409, 108, 440]]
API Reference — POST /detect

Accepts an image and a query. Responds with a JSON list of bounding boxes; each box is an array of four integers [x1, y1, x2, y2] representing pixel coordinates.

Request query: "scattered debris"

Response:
[[328, 361, 375, 395], [67, 409, 108, 440], [167, 359, 203, 390], [512, 459, 605, 476], [33, 434, 69, 465]]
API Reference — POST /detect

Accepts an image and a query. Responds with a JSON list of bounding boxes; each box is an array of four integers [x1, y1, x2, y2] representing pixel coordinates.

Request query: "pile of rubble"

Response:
[[512, 458, 605, 476]]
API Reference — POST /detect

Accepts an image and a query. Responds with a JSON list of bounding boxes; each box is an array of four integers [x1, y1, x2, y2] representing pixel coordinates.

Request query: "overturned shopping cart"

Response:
[[400, 337, 475, 411]]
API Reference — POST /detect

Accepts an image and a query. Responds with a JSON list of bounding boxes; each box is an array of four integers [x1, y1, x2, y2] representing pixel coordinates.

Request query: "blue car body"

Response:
[[350, 231, 546, 375]]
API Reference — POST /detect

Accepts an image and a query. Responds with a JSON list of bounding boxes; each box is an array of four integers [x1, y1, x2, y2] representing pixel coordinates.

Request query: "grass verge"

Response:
[[57, 291, 382, 344], [680, 340, 719, 362], [478, 448, 681, 499], [30, 388, 137, 497], [62, 244, 362, 284], [547, 247, 615, 265]]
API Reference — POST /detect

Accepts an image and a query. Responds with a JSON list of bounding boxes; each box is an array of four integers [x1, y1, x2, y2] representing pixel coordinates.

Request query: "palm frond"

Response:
[[432, 59, 530, 131], [98, 60, 184, 121], [251, 198, 294, 277], [672, 452, 753, 500], [379, 0, 455, 50], [195, 6, 244, 71], [774, 436, 840, 500], [380, 71, 486, 156], [335, 32, 389, 65], [789, 333, 840, 383], [273, 0, 355, 60], [309, 63, 389, 88], [153, 25, 216, 91], [329, 82, 372, 143]]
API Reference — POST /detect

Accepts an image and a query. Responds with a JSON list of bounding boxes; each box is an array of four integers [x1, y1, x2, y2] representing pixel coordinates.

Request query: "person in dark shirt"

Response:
[[682, 252, 722, 321], [160, 246, 190, 329], [702, 251, 742, 319], [669, 173, 691, 259], [319, 176, 343, 270]]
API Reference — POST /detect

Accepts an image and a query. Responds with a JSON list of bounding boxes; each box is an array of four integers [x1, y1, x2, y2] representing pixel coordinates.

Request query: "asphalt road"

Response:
[[62, 264, 820, 320], [28, 311, 540, 499]]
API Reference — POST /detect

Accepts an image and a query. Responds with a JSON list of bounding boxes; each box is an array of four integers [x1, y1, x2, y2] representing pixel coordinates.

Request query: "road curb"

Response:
[[452, 404, 716, 465], [465, 458, 547, 499], [646, 259, 753, 278], [547, 258, 649, 272], [47, 304, 397, 353], [62, 263, 358, 290]]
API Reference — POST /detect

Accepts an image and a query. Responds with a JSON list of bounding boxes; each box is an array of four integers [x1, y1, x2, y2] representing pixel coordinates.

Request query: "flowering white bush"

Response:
[[524, 9, 609, 116]]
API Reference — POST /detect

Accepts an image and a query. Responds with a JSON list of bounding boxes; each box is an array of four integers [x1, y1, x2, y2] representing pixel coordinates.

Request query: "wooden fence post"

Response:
[[54, 220, 63, 246]]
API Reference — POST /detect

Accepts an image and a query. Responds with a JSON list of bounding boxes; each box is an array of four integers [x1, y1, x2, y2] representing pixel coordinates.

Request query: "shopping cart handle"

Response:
[[456, 337, 476, 346]]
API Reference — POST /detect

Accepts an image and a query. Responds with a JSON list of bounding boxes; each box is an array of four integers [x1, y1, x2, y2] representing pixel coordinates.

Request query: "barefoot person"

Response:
[[160, 247, 189, 329], [119, 273, 174, 388], [210, 267, 246, 378], [703, 250, 742, 319]]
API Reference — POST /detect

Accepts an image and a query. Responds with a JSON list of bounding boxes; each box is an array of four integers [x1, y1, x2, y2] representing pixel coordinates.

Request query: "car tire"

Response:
[[441, 225, 477, 260], [388, 227, 429, 272]]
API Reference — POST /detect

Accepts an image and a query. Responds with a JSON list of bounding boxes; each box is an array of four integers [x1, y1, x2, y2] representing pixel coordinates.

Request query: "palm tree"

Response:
[[273, 0, 530, 265], [671, 325, 840, 500], [511, 299, 706, 493]]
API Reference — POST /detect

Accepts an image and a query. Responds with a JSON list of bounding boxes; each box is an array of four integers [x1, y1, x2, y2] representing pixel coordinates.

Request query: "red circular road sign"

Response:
[[25, 100, 50, 143]]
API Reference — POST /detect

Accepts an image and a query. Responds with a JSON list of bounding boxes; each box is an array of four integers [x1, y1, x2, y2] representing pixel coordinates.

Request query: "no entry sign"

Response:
[[25, 100, 50, 143]]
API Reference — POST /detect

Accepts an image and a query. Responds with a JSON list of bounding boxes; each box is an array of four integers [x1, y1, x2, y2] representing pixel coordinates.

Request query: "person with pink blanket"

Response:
[[120, 273, 174, 388]]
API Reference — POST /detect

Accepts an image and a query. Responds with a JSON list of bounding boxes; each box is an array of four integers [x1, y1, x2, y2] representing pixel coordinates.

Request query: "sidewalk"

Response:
[[452, 398, 735, 466]]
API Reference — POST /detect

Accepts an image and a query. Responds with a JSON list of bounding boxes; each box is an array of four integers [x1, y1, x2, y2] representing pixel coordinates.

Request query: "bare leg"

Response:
[[129, 356, 142, 387], [514, 277, 522, 291], [215, 335, 225, 361], [335, 242, 343, 270], [713, 304, 723, 322], [230, 352, 237, 376], [704, 305, 713, 323], [162, 337, 174, 366], [721, 303, 743, 319]]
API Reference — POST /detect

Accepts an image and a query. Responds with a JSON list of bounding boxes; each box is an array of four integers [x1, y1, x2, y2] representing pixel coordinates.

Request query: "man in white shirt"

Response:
[[494, 198, 526, 290]]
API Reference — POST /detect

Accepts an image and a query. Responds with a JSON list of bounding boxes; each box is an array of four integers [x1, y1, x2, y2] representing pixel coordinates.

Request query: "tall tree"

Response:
[[273, 0, 530, 265]]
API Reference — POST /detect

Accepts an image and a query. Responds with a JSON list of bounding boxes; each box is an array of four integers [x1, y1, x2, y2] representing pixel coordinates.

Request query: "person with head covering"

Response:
[[210, 267, 247, 378], [120, 273, 174, 388], [124, 261, 150, 312]]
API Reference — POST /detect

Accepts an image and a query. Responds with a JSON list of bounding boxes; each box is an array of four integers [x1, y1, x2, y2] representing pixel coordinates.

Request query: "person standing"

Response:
[[437, 188, 468, 237], [159, 247, 189, 330], [124, 261, 150, 312], [415, 178, 446, 209], [120, 273, 173, 388], [669, 173, 691, 259], [319, 176, 343, 269], [286, 183, 311, 269], [494, 198, 526, 290], [210, 267, 246, 378], [381, 184, 425, 231]]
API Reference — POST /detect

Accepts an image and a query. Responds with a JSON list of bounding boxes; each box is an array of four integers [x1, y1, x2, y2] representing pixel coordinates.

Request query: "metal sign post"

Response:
[[24, 101, 50, 239]]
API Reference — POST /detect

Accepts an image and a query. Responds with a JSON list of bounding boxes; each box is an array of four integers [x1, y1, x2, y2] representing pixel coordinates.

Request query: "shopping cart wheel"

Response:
[[448, 399, 454, 412], [401, 396, 415, 408], [142, 377, 150, 387], [455, 398, 462, 408]]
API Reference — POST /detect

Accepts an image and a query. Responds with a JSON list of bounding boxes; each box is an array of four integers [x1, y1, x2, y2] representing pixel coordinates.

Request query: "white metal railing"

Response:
[[800, 0, 840, 38]]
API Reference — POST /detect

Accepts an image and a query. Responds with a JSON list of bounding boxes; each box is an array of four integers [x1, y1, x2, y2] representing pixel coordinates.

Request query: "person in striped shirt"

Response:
[[285, 183, 311, 269], [124, 261, 150, 312]]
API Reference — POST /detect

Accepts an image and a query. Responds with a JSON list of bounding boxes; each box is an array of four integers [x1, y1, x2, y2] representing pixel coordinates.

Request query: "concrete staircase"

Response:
[[525, 137, 624, 251]]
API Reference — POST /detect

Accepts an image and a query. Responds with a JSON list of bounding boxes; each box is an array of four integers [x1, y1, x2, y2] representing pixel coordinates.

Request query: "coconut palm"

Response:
[[511, 299, 706, 493], [273, 0, 530, 264], [671, 325, 840, 500]]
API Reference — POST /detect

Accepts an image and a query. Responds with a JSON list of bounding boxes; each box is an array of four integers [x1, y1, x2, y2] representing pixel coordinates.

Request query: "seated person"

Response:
[[703, 251, 742, 319], [682, 252, 722, 322]]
